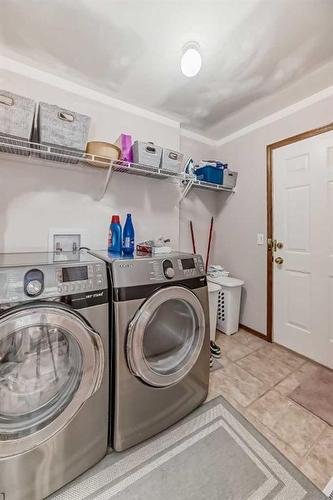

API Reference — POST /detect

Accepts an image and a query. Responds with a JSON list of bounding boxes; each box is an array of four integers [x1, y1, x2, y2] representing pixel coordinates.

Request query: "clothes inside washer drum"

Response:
[[0, 325, 82, 435]]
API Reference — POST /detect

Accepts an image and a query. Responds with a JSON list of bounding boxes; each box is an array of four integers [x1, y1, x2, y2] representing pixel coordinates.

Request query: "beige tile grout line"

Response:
[[215, 333, 330, 463], [300, 420, 330, 465], [220, 331, 317, 401], [212, 331, 333, 490], [244, 362, 331, 476], [224, 345, 297, 392]]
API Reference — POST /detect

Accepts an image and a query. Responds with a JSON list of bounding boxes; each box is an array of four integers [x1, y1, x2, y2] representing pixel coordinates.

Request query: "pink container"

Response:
[[116, 133, 133, 162]]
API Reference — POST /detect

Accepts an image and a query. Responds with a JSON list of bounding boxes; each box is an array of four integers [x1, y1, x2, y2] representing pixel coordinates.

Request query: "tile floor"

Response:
[[207, 329, 333, 491]]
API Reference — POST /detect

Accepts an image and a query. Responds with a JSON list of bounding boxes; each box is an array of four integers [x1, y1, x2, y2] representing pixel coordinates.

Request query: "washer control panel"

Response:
[[55, 262, 106, 294], [24, 269, 44, 297], [0, 260, 107, 304]]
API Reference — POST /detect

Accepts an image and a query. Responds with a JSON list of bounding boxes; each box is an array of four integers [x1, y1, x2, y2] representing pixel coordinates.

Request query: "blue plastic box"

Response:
[[195, 165, 224, 184]]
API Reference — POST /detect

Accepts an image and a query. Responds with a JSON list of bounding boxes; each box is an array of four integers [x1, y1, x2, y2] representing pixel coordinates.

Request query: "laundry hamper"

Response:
[[207, 281, 222, 342], [209, 277, 244, 335]]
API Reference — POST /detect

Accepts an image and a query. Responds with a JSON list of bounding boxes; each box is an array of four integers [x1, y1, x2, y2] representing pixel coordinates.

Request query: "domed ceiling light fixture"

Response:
[[181, 42, 202, 77]]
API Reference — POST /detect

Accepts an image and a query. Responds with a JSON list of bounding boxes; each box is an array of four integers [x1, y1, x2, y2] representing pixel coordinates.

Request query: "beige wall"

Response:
[[179, 135, 214, 165], [179, 135, 217, 259], [4, 63, 331, 333], [0, 69, 214, 255], [215, 94, 333, 334]]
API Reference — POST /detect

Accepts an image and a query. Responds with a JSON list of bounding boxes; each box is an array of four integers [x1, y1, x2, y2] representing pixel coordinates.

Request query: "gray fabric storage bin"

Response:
[[132, 141, 162, 168], [161, 148, 183, 173], [37, 102, 91, 163], [0, 90, 36, 155], [222, 169, 238, 189]]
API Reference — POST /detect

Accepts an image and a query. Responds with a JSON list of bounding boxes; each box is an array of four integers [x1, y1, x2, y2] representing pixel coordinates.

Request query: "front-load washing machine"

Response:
[[0, 251, 109, 500], [90, 251, 209, 452]]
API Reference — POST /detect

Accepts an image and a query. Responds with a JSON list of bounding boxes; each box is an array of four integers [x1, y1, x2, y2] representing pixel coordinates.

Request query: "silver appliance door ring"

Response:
[[84, 324, 105, 395], [127, 286, 205, 387], [0, 306, 104, 457]]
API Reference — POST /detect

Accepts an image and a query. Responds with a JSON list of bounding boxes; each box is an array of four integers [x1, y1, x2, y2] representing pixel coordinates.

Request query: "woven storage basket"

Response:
[[0, 90, 36, 155], [37, 102, 91, 163], [161, 148, 183, 173], [132, 141, 162, 168]]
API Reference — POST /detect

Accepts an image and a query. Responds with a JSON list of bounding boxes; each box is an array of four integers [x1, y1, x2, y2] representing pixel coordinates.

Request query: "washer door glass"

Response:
[[0, 305, 104, 455], [0, 324, 82, 435], [127, 286, 206, 387]]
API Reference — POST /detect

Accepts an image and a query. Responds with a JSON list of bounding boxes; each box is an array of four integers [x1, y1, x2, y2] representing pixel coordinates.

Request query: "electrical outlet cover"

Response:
[[257, 233, 264, 245]]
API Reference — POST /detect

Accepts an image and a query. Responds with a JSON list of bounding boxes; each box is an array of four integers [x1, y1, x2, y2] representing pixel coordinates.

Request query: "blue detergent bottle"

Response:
[[108, 215, 122, 253], [122, 214, 135, 255]]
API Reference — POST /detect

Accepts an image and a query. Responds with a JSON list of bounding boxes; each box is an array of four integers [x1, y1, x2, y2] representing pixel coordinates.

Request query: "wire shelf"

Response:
[[0, 136, 236, 199], [192, 180, 234, 192], [182, 177, 235, 193], [0, 136, 184, 180]]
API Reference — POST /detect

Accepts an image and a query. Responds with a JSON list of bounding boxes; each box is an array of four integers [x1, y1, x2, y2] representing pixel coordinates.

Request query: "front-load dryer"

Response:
[[90, 251, 210, 452], [0, 251, 109, 500]]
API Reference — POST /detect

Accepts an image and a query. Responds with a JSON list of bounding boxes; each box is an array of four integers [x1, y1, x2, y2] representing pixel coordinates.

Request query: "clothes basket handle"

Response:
[[0, 95, 14, 106], [58, 111, 75, 122]]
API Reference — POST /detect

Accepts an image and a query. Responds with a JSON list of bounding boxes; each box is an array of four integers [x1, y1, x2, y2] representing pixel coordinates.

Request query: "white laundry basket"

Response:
[[209, 276, 244, 335], [207, 281, 222, 342]]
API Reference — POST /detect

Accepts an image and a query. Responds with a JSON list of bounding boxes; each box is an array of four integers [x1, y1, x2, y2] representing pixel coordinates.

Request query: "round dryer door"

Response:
[[0, 303, 104, 457], [127, 286, 206, 387]]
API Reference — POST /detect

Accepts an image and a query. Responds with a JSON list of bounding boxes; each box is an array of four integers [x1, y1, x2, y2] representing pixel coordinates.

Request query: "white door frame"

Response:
[[266, 122, 333, 344]]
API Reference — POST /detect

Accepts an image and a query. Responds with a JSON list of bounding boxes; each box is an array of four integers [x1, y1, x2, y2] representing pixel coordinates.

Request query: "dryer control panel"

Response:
[[111, 253, 205, 288]]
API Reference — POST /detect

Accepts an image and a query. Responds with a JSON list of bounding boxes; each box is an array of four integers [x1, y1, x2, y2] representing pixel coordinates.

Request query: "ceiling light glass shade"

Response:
[[181, 44, 202, 77]]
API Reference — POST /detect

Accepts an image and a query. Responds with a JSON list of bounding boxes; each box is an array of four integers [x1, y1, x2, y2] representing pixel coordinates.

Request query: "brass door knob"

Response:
[[275, 257, 284, 265]]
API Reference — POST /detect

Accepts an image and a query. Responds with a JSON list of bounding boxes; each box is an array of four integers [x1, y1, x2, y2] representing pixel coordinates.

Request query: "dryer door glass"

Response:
[[127, 286, 206, 387], [0, 305, 104, 453]]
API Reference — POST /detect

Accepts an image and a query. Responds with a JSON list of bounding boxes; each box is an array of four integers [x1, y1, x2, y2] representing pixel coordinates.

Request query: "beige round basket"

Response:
[[86, 141, 121, 168]]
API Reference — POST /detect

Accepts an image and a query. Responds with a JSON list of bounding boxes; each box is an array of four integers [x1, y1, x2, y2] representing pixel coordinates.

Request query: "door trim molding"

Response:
[[266, 122, 333, 342]]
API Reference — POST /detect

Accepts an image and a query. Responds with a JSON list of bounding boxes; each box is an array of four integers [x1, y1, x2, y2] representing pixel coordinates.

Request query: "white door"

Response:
[[273, 131, 333, 368]]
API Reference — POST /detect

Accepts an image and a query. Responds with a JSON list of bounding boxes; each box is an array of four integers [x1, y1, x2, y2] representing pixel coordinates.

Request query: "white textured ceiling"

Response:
[[1, 0, 333, 139]]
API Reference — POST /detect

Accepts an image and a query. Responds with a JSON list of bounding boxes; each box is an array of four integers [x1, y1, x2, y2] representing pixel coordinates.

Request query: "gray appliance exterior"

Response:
[[113, 286, 209, 451], [90, 251, 210, 452], [0, 253, 109, 500]]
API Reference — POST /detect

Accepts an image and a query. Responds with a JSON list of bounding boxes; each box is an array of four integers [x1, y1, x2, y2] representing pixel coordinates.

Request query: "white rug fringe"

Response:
[[323, 476, 333, 499]]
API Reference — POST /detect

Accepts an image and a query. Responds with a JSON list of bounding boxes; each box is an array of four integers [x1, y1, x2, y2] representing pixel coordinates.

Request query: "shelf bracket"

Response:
[[179, 178, 194, 203], [97, 161, 114, 200]]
